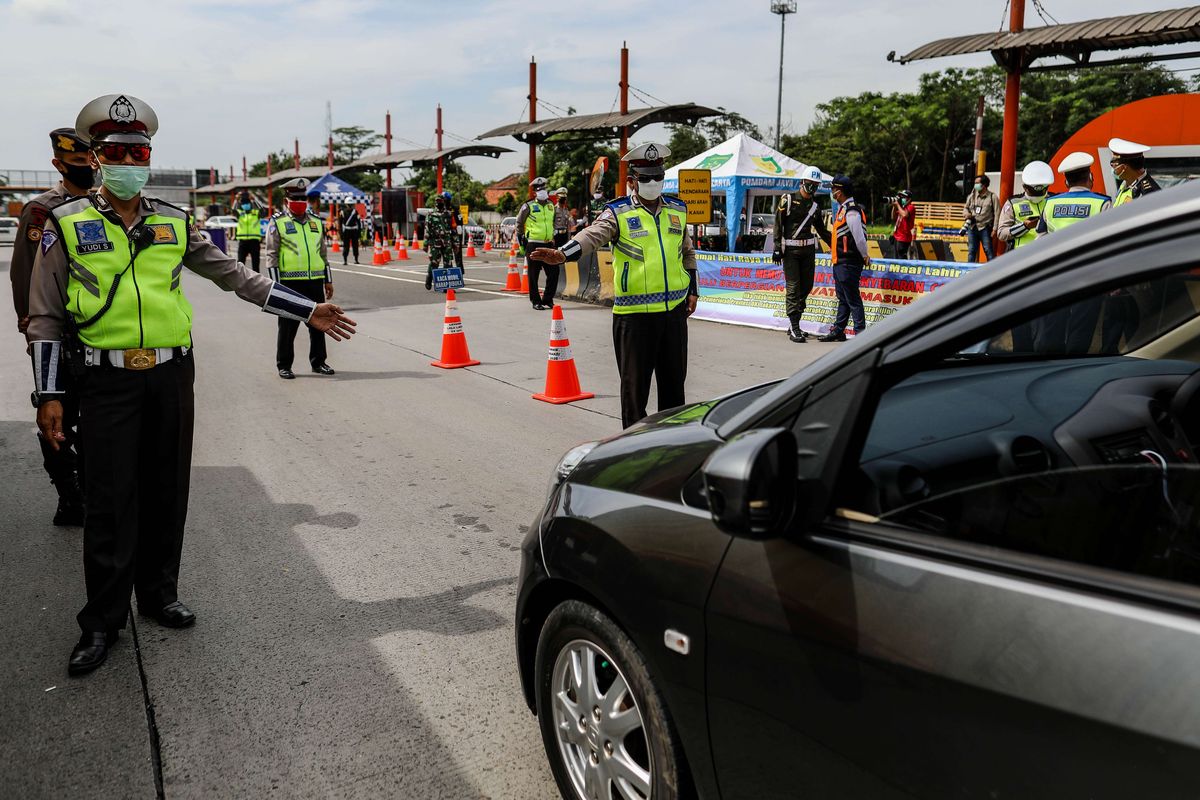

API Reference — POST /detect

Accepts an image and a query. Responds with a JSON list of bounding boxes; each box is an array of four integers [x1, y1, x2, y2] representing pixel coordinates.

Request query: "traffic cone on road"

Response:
[[331, 237, 341, 253], [501, 251, 522, 292], [533, 306, 594, 404], [431, 290, 481, 369], [483, 232, 492, 252], [465, 238, 477, 257], [520, 263, 529, 294], [372, 231, 386, 265], [395, 237, 408, 260]]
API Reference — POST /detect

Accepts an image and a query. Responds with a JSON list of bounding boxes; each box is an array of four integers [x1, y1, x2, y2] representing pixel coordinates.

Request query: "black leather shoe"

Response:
[[53, 497, 85, 527], [313, 364, 336, 375], [817, 331, 847, 342], [787, 325, 807, 343], [278, 369, 295, 380], [68, 631, 114, 676], [141, 601, 196, 629]]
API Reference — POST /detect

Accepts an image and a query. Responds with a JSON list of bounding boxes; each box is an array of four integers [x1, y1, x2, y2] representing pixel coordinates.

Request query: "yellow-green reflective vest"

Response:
[[523, 201, 555, 241], [609, 196, 690, 315], [53, 198, 193, 349], [1009, 196, 1046, 248], [1043, 191, 1109, 234], [1114, 182, 1134, 207], [236, 210, 262, 239], [275, 213, 326, 281]]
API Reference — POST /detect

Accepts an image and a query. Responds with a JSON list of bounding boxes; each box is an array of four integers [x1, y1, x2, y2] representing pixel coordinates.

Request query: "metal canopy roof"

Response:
[[476, 103, 723, 144], [264, 165, 344, 186], [890, 6, 1200, 70], [349, 143, 513, 170]]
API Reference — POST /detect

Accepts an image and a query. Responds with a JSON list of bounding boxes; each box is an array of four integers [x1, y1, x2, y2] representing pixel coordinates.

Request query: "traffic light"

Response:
[[955, 161, 977, 196]]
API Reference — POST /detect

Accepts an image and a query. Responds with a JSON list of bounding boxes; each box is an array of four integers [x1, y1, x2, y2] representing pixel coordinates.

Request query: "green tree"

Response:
[[537, 137, 621, 207], [410, 161, 491, 211], [699, 108, 762, 144], [332, 126, 382, 162], [496, 192, 518, 214], [665, 125, 709, 164]]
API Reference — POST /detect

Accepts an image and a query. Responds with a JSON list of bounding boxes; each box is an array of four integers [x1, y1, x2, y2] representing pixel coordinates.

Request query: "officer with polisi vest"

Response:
[[998, 160, 1054, 251], [1034, 151, 1111, 352], [26, 94, 356, 676], [772, 165, 830, 343], [516, 177, 561, 310], [266, 178, 337, 379], [530, 142, 698, 428], [1109, 137, 1160, 206], [234, 191, 264, 273], [817, 175, 870, 343], [11, 127, 92, 527]]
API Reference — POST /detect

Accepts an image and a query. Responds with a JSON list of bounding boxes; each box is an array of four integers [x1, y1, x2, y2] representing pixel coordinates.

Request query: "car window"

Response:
[[837, 261, 1200, 588]]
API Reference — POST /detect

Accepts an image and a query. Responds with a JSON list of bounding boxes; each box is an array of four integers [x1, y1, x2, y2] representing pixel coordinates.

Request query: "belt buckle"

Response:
[[124, 348, 156, 370]]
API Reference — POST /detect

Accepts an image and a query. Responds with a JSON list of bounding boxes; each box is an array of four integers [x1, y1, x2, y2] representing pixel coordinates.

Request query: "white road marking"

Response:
[[331, 267, 518, 298]]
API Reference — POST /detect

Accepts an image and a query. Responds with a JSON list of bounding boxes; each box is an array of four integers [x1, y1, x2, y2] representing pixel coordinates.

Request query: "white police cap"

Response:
[[530, 176, 548, 188], [1021, 160, 1055, 187], [1109, 137, 1150, 157], [75, 94, 158, 145], [1057, 151, 1095, 174], [281, 177, 310, 194], [621, 142, 671, 164]]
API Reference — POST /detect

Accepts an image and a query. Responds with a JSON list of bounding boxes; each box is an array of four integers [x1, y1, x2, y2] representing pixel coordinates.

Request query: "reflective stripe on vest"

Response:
[[523, 202, 555, 241], [1043, 192, 1108, 233], [54, 200, 192, 349], [276, 214, 327, 280], [831, 201, 867, 264], [611, 200, 689, 315], [237, 211, 262, 239], [1010, 197, 1046, 248]]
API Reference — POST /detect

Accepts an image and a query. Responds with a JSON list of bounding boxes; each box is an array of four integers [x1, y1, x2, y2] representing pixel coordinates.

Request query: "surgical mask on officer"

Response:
[[98, 164, 150, 200], [636, 179, 664, 201], [800, 181, 818, 197], [593, 192, 602, 200], [241, 203, 252, 211], [535, 189, 549, 202], [287, 198, 308, 216]]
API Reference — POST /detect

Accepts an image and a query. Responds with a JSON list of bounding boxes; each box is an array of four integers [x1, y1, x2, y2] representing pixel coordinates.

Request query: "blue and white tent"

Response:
[[663, 133, 831, 251], [306, 172, 369, 204]]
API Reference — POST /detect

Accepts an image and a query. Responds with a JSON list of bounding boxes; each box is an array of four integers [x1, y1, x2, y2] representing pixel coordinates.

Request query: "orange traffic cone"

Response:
[[483, 232, 492, 251], [501, 251, 522, 292], [372, 232, 386, 265], [395, 237, 408, 260], [332, 237, 341, 253], [533, 306, 594, 404], [431, 290, 481, 369], [520, 263, 529, 294], [465, 238, 477, 257]]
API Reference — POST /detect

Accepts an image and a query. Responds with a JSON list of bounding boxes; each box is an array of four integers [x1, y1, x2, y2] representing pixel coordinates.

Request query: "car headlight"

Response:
[[548, 441, 598, 498]]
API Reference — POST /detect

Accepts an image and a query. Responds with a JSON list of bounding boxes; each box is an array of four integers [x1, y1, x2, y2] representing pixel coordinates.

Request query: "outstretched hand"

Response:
[[529, 247, 565, 265], [310, 303, 357, 341]]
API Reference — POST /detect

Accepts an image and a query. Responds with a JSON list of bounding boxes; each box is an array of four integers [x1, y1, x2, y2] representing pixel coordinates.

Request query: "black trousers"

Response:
[[526, 241, 559, 307], [39, 372, 84, 496], [1033, 297, 1102, 354], [831, 260, 866, 334], [277, 280, 328, 370], [77, 353, 195, 634], [613, 301, 689, 429], [237, 239, 261, 273], [342, 231, 360, 263], [782, 247, 816, 322]]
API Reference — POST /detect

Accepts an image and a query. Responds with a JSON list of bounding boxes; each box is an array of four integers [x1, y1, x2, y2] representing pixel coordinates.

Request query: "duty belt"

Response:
[[84, 346, 190, 370], [783, 237, 817, 248]]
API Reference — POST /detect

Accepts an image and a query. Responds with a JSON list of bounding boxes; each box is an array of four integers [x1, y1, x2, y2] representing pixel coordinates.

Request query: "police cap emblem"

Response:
[[645, 144, 659, 161], [109, 95, 137, 124]]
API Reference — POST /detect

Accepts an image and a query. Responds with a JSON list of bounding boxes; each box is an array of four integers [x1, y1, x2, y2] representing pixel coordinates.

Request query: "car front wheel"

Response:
[[535, 600, 686, 800]]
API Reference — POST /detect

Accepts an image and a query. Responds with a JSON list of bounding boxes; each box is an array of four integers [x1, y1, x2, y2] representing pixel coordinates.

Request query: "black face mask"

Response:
[[59, 162, 95, 190]]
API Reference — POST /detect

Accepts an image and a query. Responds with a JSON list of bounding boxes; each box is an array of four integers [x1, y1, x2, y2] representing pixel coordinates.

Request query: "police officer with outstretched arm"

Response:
[[531, 143, 698, 428], [11, 128, 92, 527], [773, 165, 830, 343], [27, 94, 356, 676]]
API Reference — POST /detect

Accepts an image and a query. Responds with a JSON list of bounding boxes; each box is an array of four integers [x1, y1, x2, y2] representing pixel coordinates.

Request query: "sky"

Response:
[[2, 0, 1196, 185]]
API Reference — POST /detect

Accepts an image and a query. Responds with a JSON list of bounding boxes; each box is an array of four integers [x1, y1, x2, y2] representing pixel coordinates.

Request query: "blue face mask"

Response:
[[241, 203, 252, 211], [99, 164, 150, 200]]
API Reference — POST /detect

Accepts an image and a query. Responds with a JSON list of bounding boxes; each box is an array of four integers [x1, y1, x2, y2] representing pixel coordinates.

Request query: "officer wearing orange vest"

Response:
[[818, 175, 870, 342]]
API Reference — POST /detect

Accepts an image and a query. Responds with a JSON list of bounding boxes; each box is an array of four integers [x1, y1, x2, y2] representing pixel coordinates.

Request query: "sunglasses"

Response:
[[95, 143, 152, 162], [635, 174, 664, 183]]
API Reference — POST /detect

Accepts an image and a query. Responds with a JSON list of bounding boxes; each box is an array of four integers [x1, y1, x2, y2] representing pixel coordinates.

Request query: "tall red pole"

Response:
[[618, 42, 629, 190], [436, 104, 444, 194], [385, 111, 393, 189], [293, 138, 300, 171], [529, 57, 537, 199], [999, 0, 1025, 209]]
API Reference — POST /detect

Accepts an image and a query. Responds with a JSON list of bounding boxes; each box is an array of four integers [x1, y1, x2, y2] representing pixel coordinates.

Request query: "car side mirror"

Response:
[[702, 427, 798, 539]]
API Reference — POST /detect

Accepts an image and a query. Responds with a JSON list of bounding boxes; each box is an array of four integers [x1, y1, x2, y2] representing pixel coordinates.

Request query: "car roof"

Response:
[[718, 180, 1200, 437]]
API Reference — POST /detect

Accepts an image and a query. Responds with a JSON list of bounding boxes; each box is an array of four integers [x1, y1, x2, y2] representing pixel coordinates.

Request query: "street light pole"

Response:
[[771, 1, 796, 151]]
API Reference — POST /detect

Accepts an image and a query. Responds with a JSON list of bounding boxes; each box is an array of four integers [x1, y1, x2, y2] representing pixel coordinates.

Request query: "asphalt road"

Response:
[[0, 242, 834, 799]]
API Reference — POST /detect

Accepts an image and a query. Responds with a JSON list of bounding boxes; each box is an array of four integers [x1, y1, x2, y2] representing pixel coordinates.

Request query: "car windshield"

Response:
[[751, 214, 772, 228]]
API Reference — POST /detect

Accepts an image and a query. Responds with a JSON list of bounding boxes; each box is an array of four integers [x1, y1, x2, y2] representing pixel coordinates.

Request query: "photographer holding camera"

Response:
[[889, 189, 915, 260]]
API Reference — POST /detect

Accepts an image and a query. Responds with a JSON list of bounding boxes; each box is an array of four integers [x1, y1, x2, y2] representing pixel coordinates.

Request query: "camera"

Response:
[[883, 195, 900, 204]]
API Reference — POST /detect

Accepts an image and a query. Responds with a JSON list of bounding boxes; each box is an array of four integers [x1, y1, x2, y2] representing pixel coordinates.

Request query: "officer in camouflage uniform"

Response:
[[11, 127, 92, 526], [423, 193, 455, 290], [588, 191, 606, 226]]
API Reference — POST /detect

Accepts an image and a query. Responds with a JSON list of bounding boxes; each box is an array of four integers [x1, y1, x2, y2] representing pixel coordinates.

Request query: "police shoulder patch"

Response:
[[146, 223, 178, 245], [27, 226, 42, 242], [40, 229, 58, 254]]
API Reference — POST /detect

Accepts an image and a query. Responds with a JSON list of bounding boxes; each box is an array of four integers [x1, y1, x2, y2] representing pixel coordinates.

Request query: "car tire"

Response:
[[535, 599, 687, 800]]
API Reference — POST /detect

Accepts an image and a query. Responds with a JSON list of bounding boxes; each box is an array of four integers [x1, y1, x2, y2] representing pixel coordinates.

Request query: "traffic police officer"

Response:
[[818, 175, 870, 342], [997, 160, 1054, 351], [27, 94, 356, 675], [516, 177, 559, 310], [772, 165, 830, 343], [553, 187, 572, 247], [266, 178, 337, 378], [11, 127, 92, 526], [1035, 151, 1111, 353], [234, 191, 263, 273], [530, 143, 698, 428], [339, 203, 363, 264], [1110, 138, 1161, 206]]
